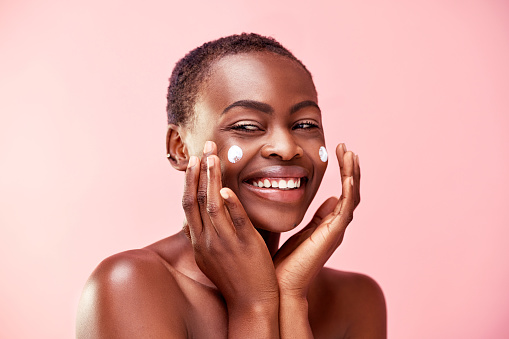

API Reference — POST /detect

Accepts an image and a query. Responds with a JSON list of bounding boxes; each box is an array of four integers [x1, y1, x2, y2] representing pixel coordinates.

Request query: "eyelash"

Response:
[[293, 121, 319, 130], [230, 123, 262, 132], [229, 120, 319, 132]]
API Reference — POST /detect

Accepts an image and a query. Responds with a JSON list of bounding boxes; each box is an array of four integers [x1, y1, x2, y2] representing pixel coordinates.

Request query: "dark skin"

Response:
[[76, 52, 386, 338]]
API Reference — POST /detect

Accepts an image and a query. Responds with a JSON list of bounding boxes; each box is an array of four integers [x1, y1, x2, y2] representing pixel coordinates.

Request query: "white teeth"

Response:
[[287, 179, 295, 188], [251, 178, 302, 189], [279, 180, 287, 189]]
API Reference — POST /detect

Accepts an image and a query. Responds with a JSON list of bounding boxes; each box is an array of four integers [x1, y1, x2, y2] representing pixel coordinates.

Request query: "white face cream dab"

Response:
[[228, 145, 243, 163], [319, 146, 328, 163]]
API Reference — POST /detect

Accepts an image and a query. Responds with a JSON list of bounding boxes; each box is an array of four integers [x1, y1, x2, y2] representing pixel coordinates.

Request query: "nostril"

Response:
[[261, 140, 303, 161]]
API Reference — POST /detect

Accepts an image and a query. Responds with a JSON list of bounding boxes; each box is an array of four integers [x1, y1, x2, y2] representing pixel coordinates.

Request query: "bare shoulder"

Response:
[[76, 247, 187, 339], [308, 268, 387, 339]]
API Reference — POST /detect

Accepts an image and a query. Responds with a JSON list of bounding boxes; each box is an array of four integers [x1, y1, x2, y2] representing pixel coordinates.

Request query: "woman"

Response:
[[77, 33, 386, 338]]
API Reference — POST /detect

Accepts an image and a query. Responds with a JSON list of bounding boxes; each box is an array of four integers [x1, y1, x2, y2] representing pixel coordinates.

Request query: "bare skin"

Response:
[[76, 52, 386, 338]]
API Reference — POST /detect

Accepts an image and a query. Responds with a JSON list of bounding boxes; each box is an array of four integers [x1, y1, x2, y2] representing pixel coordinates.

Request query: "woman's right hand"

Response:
[[182, 141, 279, 310]]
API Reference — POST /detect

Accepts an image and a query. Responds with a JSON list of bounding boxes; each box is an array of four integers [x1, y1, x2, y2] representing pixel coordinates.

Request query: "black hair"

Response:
[[166, 33, 311, 126]]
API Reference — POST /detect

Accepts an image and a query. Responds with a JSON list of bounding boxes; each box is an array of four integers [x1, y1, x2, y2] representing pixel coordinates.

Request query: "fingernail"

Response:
[[350, 176, 354, 186], [188, 156, 197, 168], [203, 141, 213, 154], [342, 143, 347, 152], [220, 188, 229, 200]]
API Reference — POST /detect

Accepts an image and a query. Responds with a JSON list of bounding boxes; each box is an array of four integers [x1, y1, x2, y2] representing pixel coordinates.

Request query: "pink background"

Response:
[[1, 0, 508, 338]]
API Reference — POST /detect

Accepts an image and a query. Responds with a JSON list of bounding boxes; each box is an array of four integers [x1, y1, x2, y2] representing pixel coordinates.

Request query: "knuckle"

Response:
[[182, 196, 195, 211], [206, 201, 221, 217], [340, 209, 354, 224], [226, 200, 237, 211], [196, 189, 207, 205], [204, 239, 222, 255], [231, 216, 246, 228]]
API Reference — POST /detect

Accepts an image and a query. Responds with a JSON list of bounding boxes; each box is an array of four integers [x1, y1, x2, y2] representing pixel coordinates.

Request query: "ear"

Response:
[[166, 124, 189, 171]]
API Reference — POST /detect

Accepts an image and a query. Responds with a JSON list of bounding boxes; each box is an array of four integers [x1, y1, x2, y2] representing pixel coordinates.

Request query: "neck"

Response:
[[257, 228, 280, 256]]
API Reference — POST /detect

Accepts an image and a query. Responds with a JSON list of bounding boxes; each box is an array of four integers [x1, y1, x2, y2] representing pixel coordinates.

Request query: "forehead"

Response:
[[195, 52, 317, 112]]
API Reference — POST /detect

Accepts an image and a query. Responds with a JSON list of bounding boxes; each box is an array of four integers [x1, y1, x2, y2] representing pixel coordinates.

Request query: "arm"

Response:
[[274, 143, 362, 338], [182, 142, 280, 338]]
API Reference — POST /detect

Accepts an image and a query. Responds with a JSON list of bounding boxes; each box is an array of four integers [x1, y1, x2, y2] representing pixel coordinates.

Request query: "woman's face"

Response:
[[184, 52, 327, 232]]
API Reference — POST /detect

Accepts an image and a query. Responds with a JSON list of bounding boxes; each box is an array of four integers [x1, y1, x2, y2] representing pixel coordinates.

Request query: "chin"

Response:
[[248, 211, 305, 233]]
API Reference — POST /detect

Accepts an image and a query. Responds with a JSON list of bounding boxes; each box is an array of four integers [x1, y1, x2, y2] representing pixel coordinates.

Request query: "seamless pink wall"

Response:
[[1, 1, 508, 338]]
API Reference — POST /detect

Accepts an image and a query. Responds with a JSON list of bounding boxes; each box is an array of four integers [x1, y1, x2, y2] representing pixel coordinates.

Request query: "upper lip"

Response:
[[242, 165, 310, 181]]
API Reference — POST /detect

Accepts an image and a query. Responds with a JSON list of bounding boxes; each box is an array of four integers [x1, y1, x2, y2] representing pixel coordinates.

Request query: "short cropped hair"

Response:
[[166, 33, 311, 126]]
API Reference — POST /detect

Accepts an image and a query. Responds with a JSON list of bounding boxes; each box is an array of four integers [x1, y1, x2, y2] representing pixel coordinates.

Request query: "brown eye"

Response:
[[293, 121, 319, 130]]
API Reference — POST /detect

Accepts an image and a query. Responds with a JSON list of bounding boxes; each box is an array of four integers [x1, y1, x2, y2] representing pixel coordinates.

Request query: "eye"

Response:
[[229, 122, 263, 132], [293, 120, 319, 130]]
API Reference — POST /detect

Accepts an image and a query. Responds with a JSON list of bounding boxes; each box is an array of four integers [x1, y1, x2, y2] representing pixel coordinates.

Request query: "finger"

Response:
[[331, 176, 355, 249], [341, 150, 355, 182], [336, 143, 354, 186], [336, 143, 346, 182], [333, 176, 355, 228], [197, 141, 217, 235], [206, 155, 235, 236], [182, 155, 203, 242], [219, 187, 254, 240], [353, 154, 361, 207], [336, 143, 355, 198]]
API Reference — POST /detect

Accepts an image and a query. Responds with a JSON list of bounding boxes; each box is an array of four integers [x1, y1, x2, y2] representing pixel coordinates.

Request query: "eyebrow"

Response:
[[289, 100, 320, 114], [221, 100, 320, 115], [222, 100, 273, 115]]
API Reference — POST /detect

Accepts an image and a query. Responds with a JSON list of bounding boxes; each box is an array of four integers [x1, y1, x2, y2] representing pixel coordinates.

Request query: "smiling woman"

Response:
[[76, 33, 386, 339]]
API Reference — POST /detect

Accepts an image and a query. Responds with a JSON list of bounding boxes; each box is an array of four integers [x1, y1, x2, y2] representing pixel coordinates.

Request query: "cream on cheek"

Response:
[[227, 145, 243, 163], [319, 146, 328, 163]]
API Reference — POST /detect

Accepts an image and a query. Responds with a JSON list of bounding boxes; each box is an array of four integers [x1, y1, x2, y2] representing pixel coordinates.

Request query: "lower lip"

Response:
[[242, 181, 306, 203]]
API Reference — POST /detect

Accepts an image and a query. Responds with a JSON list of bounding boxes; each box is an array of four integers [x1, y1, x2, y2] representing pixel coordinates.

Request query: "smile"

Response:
[[249, 178, 302, 190], [240, 165, 310, 203]]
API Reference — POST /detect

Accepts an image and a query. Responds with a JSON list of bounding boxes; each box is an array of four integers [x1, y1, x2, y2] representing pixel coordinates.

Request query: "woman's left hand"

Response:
[[273, 143, 361, 299]]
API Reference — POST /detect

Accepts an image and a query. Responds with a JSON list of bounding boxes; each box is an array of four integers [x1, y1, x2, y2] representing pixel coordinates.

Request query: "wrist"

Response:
[[278, 286, 308, 301], [228, 294, 280, 316], [227, 298, 280, 339], [279, 294, 308, 311], [279, 295, 312, 338]]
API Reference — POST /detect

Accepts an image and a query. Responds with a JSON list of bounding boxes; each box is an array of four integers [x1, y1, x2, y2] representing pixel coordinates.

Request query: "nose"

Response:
[[260, 129, 303, 161]]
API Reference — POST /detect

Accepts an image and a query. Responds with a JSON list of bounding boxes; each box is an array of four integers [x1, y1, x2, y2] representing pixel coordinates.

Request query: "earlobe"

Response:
[[166, 124, 189, 171]]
